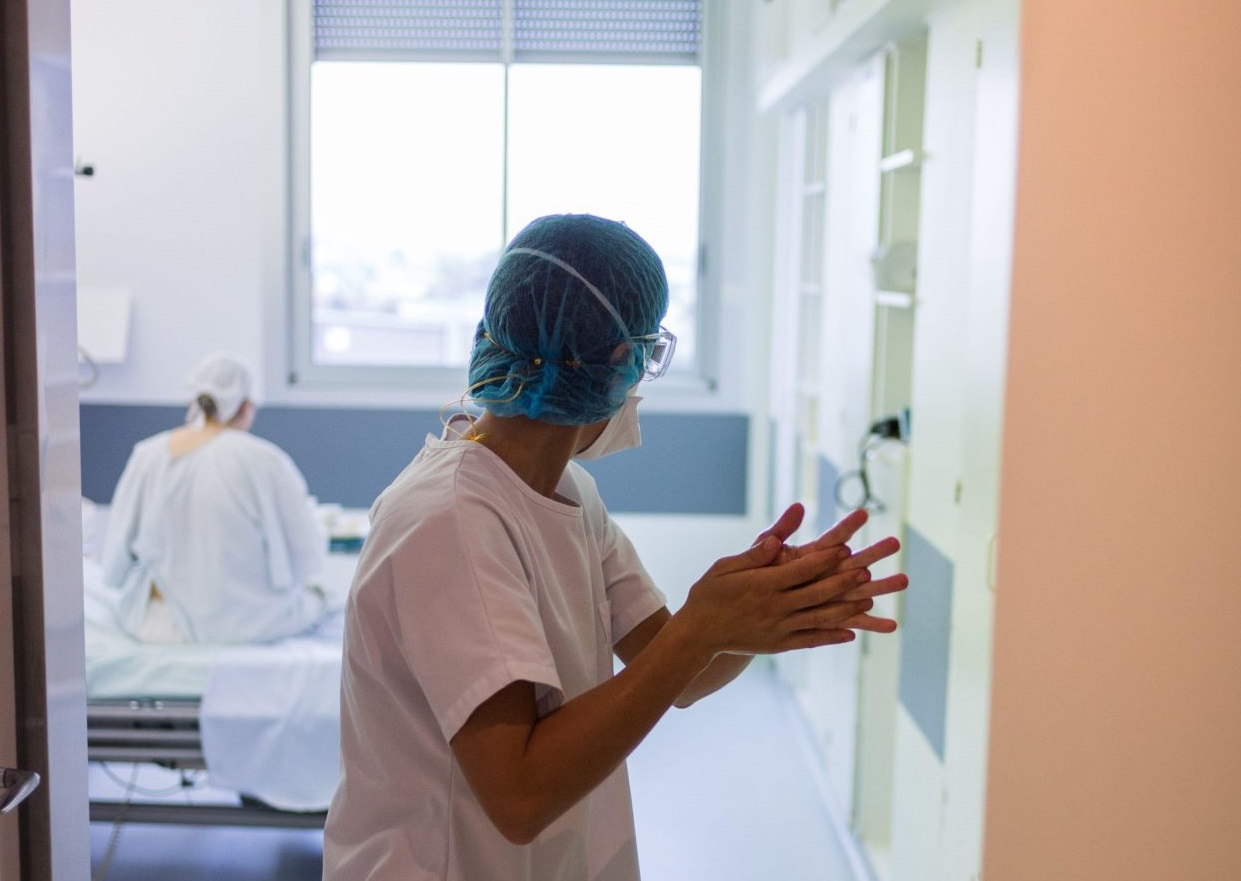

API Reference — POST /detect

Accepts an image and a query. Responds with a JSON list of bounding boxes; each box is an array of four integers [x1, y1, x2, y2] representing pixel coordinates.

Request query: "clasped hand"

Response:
[[681, 504, 908, 656]]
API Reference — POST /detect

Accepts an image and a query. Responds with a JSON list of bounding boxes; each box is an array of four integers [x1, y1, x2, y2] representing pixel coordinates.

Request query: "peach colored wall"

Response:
[[984, 2, 1241, 879]]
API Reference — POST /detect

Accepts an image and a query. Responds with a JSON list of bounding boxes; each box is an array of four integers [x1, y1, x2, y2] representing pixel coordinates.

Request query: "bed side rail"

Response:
[[87, 697, 329, 829], [87, 698, 206, 769], [89, 799, 327, 829]]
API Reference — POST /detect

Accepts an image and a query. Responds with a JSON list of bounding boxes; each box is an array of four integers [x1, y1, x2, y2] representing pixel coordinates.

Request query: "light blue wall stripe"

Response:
[[815, 454, 842, 534], [898, 524, 954, 761], [79, 404, 748, 515]]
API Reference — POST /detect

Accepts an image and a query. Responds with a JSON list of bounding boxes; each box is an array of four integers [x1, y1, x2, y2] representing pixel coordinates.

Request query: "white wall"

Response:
[[71, 0, 286, 406]]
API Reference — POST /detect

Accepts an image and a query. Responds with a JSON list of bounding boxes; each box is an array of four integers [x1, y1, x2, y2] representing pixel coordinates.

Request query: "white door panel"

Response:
[[1, 0, 90, 877]]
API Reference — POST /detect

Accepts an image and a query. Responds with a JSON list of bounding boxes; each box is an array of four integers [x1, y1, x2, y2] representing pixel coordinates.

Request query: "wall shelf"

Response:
[[875, 289, 916, 308], [879, 147, 922, 172]]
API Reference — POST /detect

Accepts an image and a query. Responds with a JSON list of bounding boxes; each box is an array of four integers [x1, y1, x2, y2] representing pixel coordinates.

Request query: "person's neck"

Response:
[[466, 413, 587, 498], [169, 420, 228, 457]]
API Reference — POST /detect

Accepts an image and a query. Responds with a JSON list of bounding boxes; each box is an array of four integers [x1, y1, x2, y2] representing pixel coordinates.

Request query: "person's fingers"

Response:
[[776, 628, 858, 652], [752, 503, 805, 548], [837, 535, 902, 571], [818, 507, 869, 547], [782, 508, 869, 561], [763, 546, 860, 589], [707, 504, 821, 580], [846, 614, 899, 633], [834, 572, 909, 602], [702, 533, 789, 578], [759, 603, 898, 653], [784, 597, 902, 638], [783, 598, 873, 632], [773, 611, 898, 652], [780, 566, 874, 611], [713, 538, 859, 585]]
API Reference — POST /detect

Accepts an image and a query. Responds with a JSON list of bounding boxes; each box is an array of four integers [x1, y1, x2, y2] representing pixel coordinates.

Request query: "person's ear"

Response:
[[608, 341, 634, 365]]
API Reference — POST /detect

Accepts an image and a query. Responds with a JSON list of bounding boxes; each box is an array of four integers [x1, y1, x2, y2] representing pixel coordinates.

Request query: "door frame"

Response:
[[1, 0, 91, 877]]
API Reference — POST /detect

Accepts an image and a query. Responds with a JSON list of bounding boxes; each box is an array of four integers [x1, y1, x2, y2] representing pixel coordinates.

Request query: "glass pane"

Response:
[[506, 64, 702, 365], [310, 62, 505, 367]]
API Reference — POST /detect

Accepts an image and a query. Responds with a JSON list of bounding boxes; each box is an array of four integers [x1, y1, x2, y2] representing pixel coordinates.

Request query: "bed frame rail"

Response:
[[87, 698, 206, 768], [87, 697, 327, 828]]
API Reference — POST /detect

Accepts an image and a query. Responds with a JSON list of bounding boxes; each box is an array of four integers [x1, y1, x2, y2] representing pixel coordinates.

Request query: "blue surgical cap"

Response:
[[467, 214, 669, 425]]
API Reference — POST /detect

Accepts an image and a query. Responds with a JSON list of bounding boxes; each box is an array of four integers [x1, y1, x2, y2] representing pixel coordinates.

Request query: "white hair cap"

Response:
[[185, 352, 253, 424]]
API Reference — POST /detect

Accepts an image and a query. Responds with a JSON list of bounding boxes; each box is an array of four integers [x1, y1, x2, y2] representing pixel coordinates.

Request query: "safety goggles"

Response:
[[632, 326, 677, 380]]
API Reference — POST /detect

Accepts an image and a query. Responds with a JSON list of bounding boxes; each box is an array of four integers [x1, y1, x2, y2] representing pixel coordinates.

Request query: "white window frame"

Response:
[[286, 0, 725, 397]]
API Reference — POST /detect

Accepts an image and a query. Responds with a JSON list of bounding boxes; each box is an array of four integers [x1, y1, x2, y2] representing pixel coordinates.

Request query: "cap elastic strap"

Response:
[[502, 247, 632, 338]]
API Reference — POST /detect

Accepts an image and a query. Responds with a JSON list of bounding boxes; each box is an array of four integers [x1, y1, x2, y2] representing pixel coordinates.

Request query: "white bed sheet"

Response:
[[84, 557, 345, 811]]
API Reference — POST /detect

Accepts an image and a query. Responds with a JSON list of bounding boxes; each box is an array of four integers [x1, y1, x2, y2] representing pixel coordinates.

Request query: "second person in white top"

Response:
[[101, 352, 328, 644]]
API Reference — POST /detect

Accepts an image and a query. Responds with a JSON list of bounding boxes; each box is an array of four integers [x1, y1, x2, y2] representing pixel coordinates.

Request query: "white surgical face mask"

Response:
[[574, 394, 643, 461]]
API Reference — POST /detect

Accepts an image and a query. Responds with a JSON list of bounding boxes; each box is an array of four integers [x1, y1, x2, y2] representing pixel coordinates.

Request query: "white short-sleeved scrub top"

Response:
[[322, 428, 667, 881], [101, 429, 327, 644]]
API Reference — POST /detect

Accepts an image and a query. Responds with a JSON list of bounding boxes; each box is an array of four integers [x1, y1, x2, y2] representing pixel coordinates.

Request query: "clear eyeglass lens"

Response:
[[640, 328, 676, 380]]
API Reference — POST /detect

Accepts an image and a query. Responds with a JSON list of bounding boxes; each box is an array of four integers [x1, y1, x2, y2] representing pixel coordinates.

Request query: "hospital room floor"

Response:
[[88, 661, 864, 881]]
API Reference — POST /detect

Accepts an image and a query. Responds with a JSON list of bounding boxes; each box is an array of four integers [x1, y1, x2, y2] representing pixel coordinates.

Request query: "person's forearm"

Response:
[[675, 652, 752, 708], [480, 614, 713, 843]]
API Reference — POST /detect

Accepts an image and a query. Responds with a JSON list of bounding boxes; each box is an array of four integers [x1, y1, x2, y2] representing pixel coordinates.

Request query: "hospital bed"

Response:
[[83, 529, 360, 829]]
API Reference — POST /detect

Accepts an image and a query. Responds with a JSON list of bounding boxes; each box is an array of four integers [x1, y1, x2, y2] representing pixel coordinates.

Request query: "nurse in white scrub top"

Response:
[[323, 214, 909, 881], [101, 352, 328, 644]]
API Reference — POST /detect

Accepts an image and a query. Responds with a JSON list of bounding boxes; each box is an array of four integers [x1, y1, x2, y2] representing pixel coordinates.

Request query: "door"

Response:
[[1, 0, 91, 877]]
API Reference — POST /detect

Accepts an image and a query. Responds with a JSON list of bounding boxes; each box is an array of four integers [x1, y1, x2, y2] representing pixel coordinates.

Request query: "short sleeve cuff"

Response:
[[609, 587, 667, 645], [438, 661, 563, 743]]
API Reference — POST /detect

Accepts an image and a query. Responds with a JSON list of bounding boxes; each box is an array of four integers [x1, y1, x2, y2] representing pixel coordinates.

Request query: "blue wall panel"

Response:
[[815, 454, 842, 534], [898, 524, 955, 761], [80, 404, 749, 515]]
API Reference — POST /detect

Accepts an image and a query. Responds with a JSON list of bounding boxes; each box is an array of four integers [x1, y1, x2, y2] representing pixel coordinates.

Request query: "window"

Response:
[[289, 0, 707, 388]]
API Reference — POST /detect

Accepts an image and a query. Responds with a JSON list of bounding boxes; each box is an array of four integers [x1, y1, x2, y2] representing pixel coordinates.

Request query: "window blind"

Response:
[[314, 0, 702, 63]]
